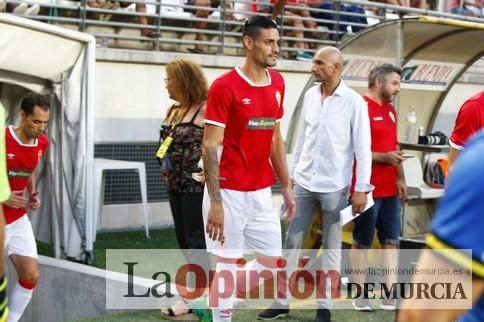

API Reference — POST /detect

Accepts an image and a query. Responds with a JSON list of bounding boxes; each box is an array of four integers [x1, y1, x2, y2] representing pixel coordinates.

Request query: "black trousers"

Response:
[[168, 190, 210, 286]]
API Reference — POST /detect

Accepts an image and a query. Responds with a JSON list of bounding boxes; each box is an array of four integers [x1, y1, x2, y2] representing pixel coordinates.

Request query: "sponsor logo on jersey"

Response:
[[8, 169, 32, 179], [242, 98, 251, 105], [247, 118, 276, 130]]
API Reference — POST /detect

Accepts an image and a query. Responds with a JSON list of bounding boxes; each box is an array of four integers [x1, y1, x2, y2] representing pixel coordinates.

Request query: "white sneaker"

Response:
[[13, 2, 28, 15], [25, 4, 40, 15]]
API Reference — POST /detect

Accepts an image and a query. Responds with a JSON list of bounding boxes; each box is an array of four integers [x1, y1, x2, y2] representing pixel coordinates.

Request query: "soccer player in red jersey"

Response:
[[448, 91, 484, 169], [3, 93, 49, 322], [199, 15, 296, 322], [0, 102, 12, 322]]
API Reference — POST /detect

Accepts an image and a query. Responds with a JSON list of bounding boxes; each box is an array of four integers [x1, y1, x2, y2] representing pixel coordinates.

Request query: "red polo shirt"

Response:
[[449, 91, 484, 150], [365, 96, 399, 198]]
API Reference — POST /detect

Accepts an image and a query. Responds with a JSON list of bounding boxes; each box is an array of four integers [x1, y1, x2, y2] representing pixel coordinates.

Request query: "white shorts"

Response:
[[4, 215, 38, 259], [202, 187, 281, 259]]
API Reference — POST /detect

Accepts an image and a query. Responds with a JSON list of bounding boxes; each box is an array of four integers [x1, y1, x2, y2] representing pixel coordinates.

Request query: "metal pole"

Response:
[[79, 0, 87, 32], [395, 18, 403, 114]]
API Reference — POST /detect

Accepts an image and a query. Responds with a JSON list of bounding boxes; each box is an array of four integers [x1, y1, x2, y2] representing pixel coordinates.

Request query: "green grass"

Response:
[[73, 307, 395, 322], [37, 228, 395, 322]]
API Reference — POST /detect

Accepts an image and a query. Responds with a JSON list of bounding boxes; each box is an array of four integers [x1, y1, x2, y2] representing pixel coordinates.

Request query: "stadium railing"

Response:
[[1, 0, 483, 58]]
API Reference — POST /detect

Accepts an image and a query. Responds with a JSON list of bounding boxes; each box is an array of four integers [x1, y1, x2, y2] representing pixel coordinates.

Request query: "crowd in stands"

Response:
[[0, 0, 482, 58]]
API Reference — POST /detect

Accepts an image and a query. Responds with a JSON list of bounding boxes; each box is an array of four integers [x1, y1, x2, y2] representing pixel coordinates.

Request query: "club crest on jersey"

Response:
[[389, 111, 395, 123], [276, 91, 281, 108]]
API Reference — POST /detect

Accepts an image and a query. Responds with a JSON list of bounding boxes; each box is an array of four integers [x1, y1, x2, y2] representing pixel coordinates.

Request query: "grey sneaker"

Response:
[[257, 301, 289, 320], [380, 298, 396, 310], [352, 298, 373, 311]]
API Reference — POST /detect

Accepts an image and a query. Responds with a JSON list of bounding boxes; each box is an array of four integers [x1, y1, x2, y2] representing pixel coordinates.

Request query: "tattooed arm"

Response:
[[202, 124, 225, 243]]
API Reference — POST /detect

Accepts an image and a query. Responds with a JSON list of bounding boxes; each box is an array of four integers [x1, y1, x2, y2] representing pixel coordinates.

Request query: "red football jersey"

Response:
[[365, 96, 399, 198], [4, 126, 49, 224], [205, 67, 285, 191], [449, 91, 484, 150]]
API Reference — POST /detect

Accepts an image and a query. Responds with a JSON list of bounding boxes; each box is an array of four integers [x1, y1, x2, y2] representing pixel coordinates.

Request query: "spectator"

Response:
[[447, 90, 484, 169], [185, 0, 215, 54], [157, 59, 210, 317], [376, 0, 411, 7], [309, 0, 368, 39], [6, 1, 40, 15], [397, 132, 484, 322], [86, 0, 160, 38], [351, 64, 407, 312], [271, 0, 318, 61], [449, 0, 484, 16]]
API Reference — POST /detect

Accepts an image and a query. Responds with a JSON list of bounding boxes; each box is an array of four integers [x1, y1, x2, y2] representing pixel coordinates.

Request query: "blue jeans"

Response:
[[353, 195, 401, 248], [311, 2, 368, 36]]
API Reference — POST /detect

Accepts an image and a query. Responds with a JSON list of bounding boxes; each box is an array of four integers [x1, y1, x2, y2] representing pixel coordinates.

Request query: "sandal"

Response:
[[161, 300, 191, 319], [141, 29, 161, 38]]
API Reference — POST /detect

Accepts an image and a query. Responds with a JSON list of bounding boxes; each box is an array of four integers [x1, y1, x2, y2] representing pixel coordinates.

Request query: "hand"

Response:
[[397, 179, 408, 201], [206, 201, 225, 245], [282, 186, 296, 223], [351, 191, 367, 214], [384, 151, 404, 166], [29, 192, 41, 210], [4, 190, 27, 209]]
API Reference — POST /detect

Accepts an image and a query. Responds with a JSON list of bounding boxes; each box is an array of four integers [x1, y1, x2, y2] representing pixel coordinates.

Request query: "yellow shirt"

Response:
[[0, 102, 10, 203]]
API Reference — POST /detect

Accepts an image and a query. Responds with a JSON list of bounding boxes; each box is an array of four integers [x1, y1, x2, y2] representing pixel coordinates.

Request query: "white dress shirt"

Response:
[[291, 80, 373, 193]]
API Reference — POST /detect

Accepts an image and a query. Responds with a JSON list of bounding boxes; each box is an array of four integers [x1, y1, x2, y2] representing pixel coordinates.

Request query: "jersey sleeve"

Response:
[[426, 133, 484, 278], [449, 100, 480, 150], [204, 78, 233, 128]]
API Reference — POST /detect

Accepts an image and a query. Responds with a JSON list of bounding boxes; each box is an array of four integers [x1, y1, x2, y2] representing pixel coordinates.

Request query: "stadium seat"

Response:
[[94, 158, 150, 239]]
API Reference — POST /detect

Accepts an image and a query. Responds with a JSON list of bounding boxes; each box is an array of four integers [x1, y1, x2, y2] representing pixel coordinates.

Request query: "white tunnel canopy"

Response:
[[0, 13, 96, 261]]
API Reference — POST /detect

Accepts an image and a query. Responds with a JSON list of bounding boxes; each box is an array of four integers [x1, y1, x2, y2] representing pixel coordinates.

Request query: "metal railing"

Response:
[[1, 0, 483, 58]]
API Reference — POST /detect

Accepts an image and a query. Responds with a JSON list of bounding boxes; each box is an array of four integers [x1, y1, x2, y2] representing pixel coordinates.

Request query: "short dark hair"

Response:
[[20, 92, 50, 115], [242, 15, 277, 41], [368, 64, 402, 88]]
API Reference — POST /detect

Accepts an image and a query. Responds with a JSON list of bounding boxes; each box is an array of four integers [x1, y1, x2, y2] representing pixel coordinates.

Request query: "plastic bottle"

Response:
[[403, 105, 417, 143]]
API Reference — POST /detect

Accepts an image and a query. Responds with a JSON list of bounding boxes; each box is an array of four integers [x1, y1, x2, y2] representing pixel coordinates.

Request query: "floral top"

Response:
[[164, 105, 204, 193]]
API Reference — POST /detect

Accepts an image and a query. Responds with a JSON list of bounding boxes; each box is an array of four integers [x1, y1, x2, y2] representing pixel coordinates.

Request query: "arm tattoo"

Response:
[[203, 145, 222, 203]]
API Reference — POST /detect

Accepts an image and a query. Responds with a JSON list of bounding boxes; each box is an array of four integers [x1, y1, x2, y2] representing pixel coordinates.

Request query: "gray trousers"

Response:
[[277, 184, 349, 309]]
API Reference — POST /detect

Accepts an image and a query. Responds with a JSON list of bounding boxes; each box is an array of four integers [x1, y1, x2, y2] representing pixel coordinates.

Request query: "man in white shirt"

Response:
[[258, 46, 372, 322]]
